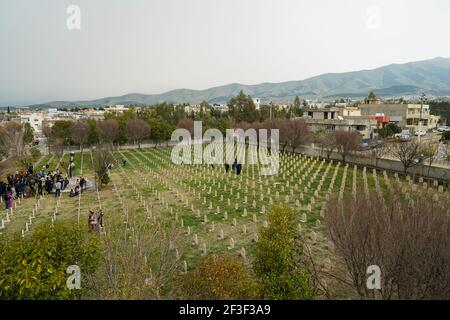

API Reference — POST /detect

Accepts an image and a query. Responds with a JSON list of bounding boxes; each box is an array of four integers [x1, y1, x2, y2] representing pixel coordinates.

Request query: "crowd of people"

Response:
[[0, 163, 55, 209], [0, 162, 91, 209]]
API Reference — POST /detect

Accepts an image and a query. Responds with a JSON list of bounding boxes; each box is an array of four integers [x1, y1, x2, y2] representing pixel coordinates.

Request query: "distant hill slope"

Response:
[[28, 57, 450, 108]]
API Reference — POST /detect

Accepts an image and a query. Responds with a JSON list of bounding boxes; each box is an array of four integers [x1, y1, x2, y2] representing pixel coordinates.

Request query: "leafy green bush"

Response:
[[378, 123, 401, 138], [183, 254, 258, 300], [30, 147, 41, 161], [0, 223, 102, 300], [253, 206, 317, 300], [443, 130, 450, 141]]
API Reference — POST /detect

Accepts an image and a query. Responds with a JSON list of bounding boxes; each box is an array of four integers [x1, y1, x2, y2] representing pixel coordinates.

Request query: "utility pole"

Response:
[[269, 102, 273, 121], [418, 93, 426, 144]]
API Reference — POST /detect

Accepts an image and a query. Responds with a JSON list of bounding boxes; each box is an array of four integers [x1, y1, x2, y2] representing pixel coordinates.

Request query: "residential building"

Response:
[[211, 103, 229, 113], [359, 103, 440, 131], [20, 111, 45, 135], [302, 107, 377, 139], [184, 104, 209, 114], [104, 105, 129, 114]]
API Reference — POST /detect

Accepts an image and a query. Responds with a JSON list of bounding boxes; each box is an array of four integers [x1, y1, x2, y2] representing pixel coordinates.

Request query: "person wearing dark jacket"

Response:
[[0, 181, 7, 208], [237, 163, 242, 175], [80, 177, 87, 191], [45, 177, 53, 194]]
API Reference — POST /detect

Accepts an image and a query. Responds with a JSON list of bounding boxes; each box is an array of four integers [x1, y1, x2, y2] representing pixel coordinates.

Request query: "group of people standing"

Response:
[[37, 168, 70, 198], [0, 163, 69, 209], [0, 162, 92, 211]]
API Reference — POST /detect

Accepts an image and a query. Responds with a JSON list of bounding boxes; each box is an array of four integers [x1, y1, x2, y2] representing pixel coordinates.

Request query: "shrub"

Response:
[[0, 223, 102, 300], [253, 206, 317, 300], [183, 254, 258, 300], [92, 147, 113, 189], [30, 147, 41, 161], [443, 130, 450, 141], [325, 189, 450, 299]]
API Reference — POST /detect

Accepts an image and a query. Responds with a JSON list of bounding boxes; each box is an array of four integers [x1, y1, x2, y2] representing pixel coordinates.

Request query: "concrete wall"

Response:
[[296, 145, 450, 183], [359, 104, 408, 127]]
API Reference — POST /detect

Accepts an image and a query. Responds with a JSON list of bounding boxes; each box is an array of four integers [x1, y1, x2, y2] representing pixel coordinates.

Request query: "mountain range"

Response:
[[28, 57, 450, 108]]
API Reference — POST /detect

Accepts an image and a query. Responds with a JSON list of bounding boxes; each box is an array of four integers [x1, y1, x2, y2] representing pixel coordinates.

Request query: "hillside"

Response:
[[28, 57, 450, 108]]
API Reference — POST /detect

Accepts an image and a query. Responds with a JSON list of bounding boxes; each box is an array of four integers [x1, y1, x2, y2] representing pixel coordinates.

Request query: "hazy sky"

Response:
[[1, 0, 450, 106]]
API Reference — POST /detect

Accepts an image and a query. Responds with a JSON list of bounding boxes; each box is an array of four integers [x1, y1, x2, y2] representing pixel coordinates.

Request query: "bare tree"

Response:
[[316, 131, 336, 160], [421, 142, 438, 176], [268, 119, 290, 152], [334, 130, 362, 163], [98, 120, 119, 149], [70, 121, 91, 152], [0, 126, 7, 160], [86, 218, 182, 299], [388, 140, 425, 174], [127, 119, 150, 149], [177, 118, 194, 137], [288, 118, 311, 152], [325, 189, 450, 300], [259, 119, 278, 152], [92, 146, 113, 189], [1, 122, 28, 158], [42, 121, 52, 154], [50, 138, 65, 170]]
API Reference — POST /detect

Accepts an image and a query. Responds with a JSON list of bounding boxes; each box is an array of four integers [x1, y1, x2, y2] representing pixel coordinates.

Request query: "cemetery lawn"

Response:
[[1, 147, 447, 299]]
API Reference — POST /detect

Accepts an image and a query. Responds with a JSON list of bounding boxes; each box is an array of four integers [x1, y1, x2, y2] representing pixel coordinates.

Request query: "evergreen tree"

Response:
[[228, 90, 258, 123]]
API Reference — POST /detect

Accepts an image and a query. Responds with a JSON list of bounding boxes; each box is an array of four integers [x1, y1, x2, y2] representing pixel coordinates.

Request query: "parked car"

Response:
[[437, 126, 450, 132], [361, 139, 384, 151], [414, 130, 427, 137], [399, 134, 411, 142]]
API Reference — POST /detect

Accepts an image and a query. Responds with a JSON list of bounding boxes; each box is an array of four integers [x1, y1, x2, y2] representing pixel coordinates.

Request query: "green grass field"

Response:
[[1, 146, 448, 298]]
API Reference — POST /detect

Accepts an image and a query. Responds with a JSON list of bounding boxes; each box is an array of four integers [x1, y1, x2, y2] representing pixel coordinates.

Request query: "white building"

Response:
[[104, 105, 129, 114], [20, 112, 45, 135], [211, 104, 229, 113], [184, 104, 209, 114]]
